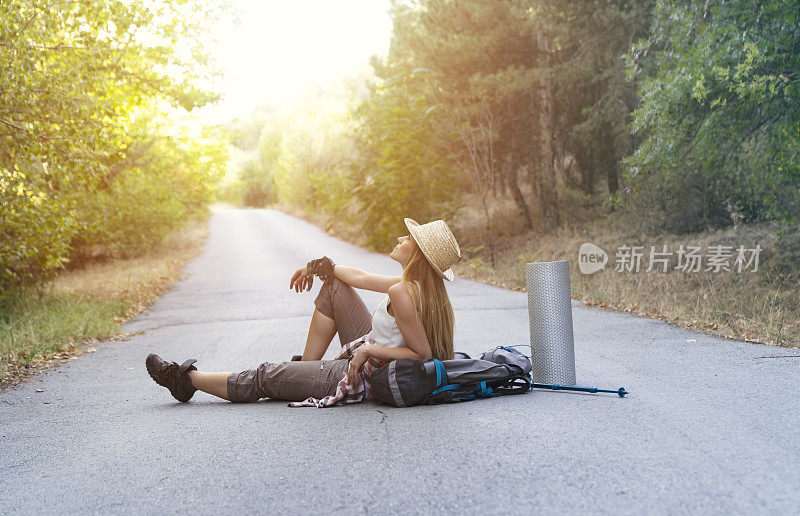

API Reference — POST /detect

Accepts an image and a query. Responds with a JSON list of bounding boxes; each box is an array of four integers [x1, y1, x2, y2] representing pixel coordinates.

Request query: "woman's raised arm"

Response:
[[291, 261, 401, 293], [332, 265, 401, 293]]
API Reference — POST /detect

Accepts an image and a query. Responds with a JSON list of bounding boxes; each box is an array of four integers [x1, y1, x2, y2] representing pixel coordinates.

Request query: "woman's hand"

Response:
[[289, 265, 312, 292], [347, 344, 372, 386]]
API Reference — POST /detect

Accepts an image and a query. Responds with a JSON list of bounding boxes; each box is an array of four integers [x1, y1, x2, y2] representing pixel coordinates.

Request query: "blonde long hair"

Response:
[[400, 239, 455, 361]]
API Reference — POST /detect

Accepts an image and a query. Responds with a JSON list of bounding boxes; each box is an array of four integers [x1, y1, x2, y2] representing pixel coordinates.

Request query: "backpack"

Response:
[[369, 346, 532, 407]]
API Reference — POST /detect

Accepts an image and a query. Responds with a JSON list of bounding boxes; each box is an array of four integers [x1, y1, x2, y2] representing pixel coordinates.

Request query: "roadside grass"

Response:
[[450, 190, 800, 348], [0, 215, 211, 386]]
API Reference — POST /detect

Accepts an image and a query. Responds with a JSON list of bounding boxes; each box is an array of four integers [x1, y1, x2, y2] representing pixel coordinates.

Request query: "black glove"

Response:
[[306, 256, 336, 285]]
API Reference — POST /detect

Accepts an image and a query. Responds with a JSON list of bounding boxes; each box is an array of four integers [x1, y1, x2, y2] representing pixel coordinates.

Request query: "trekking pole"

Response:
[[532, 383, 628, 397]]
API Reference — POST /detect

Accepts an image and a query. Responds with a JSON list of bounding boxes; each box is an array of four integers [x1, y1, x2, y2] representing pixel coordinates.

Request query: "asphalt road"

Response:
[[2, 207, 799, 514]]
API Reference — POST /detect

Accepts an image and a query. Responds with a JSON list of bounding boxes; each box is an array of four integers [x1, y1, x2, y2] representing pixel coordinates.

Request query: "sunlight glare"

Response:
[[195, 0, 392, 126]]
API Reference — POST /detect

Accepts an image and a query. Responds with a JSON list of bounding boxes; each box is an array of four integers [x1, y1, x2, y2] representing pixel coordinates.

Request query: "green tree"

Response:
[[621, 0, 800, 233], [0, 0, 229, 284], [350, 71, 461, 250], [377, 0, 652, 235], [533, 0, 654, 203], [384, 0, 543, 230]]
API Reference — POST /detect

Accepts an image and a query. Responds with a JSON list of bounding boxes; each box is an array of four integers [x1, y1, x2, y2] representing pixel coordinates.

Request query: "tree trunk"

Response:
[[599, 119, 619, 195], [574, 139, 595, 195], [507, 162, 533, 230], [535, 25, 559, 229]]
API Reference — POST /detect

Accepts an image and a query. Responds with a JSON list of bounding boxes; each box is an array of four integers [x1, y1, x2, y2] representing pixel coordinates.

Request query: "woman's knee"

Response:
[[314, 277, 351, 317], [227, 369, 259, 402], [227, 361, 279, 402]]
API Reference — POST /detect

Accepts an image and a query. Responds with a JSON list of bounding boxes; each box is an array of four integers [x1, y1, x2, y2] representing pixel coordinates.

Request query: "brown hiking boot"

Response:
[[146, 354, 198, 402]]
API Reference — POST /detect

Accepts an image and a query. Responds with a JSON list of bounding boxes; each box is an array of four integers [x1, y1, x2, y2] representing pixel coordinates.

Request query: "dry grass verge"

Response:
[[450, 192, 800, 348], [0, 215, 211, 388]]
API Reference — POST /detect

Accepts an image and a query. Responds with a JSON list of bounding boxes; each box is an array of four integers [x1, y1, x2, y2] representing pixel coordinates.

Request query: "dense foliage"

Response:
[[350, 71, 461, 248], [1, 0, 229, 285], [621, 0, 800, 233], [69, 114, 227, 263], [227, 0, 797, 253]]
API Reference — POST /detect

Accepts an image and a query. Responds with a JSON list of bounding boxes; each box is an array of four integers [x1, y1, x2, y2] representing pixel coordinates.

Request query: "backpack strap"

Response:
[[429, 359, 463, 395], [475, 381, 501, 398], [433, 359, 445, 387], [502, 375, 532, 394]]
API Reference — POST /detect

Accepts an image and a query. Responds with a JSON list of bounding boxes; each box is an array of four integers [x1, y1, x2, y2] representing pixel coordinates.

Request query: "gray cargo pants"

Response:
[[226, 277, 373, 402]]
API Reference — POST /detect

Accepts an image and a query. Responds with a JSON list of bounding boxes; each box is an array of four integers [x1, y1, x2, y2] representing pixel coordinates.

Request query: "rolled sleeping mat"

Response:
[[526, 260, 576, 385]]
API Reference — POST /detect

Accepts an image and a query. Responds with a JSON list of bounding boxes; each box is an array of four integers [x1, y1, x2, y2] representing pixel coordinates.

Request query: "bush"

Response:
[[0, 166, 77, 284], [239, 158, 276, 207], [69, 169, 189, 263]]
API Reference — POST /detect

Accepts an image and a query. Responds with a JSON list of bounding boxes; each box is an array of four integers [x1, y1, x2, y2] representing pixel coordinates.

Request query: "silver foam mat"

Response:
[[526, 260, 576, 384]]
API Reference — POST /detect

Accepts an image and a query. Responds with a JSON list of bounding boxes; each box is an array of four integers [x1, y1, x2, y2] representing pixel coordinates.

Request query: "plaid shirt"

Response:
[[287, 334, 383, 408]]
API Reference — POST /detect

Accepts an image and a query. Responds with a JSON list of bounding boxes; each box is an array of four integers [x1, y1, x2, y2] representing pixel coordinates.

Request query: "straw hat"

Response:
[[404, 217, 461, 281]]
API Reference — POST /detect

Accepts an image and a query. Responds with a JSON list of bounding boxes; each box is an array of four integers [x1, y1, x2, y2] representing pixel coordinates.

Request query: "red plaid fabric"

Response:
[[287, 334, 382, 408]]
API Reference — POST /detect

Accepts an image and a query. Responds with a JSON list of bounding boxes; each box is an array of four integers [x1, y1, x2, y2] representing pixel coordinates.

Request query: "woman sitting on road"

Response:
[[145, 218, 461, 407]]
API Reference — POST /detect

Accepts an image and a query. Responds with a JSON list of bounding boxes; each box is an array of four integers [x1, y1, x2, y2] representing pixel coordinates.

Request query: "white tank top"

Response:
[[367, 280, 423, 348]]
